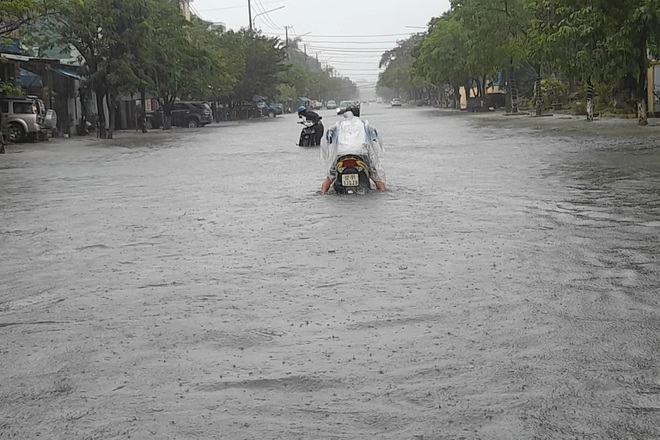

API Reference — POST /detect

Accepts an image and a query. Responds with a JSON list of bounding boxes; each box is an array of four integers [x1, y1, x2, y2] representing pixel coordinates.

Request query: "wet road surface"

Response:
[[1, 107, 659, 439]]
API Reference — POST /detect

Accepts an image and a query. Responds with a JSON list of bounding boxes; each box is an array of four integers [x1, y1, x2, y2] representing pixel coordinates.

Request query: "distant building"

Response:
[[180, 0, 192, 21], [209, 22, 226, 33]]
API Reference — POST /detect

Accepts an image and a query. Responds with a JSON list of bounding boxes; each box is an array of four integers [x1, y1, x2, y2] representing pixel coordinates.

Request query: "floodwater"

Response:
[[1, 107, 659, 439]]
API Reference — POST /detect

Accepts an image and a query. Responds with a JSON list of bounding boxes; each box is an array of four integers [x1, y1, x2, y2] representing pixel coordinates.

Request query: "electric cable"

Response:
[[262, 32, 414, 38], [253, 0, 281, 30], [197, 0, 283, 12]]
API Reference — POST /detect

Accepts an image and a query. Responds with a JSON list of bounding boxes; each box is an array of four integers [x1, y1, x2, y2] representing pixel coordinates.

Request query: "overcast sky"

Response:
[[191, 0, 451, 93]]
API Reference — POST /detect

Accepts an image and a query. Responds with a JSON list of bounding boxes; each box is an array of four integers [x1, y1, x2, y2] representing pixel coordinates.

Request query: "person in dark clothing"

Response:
[[297, 106, 324, 146]]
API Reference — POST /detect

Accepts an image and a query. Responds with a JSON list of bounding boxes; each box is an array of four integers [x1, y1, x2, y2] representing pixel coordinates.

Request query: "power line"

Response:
[[333, 67, 382, 72], [253, 0, 281, 30], [319, 54, 384, 58], [324, 60, 383, 64], [256, 15, 283, 32], [304, 43, 393, 49], [289, 40, 400, 45], [305, 44, 392, 50], [263, 32, 414, 38], [305, 48, 392, 54], [197, 0, 283, 12]]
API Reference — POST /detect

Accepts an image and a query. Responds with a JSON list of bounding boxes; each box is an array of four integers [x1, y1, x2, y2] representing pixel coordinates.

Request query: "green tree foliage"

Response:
[[377, 33, 428, 101], [228, 30, 285, 103], [41, 0, 246, 133], [529, 0, 660, 123], [1, 0, 62, 96], [17, 0, 357, 136], [44, 0, 156, 136], [0, 0, 59, 37], [281, 40, 358, 103], [413, 13, 469, 106], [387, 0, 660, 122]]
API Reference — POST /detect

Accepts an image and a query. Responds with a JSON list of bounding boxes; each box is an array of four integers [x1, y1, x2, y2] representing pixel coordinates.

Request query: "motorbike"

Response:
[[297, 119, 320, 147], [77, 116, 96, 136], [332, 154, 372, 195]]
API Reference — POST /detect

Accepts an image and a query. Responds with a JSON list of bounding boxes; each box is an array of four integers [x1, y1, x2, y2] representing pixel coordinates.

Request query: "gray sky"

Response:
[[191, 0, 451, 93]]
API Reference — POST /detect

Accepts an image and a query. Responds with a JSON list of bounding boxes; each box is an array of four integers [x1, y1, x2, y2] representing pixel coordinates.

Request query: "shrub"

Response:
[[531, 78, 567, 109]]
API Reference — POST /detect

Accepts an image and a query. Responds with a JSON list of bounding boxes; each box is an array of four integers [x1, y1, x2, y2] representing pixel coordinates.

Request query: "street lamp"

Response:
[[252, 5, 285, 30]]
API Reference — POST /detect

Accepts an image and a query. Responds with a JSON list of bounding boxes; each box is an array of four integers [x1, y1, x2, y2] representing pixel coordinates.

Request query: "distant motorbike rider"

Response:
[[297, 105, 324, 146], [320, 104, 386, 194]]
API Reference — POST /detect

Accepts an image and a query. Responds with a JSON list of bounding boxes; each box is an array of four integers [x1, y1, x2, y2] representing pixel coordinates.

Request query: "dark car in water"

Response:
[[258, 101, 284, 118], [148, 101, 213, 129]]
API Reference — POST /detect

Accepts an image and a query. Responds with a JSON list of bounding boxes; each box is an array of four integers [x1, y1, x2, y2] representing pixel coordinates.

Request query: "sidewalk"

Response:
[[468, 109, 660, 138], [0, 118, 277, 155]]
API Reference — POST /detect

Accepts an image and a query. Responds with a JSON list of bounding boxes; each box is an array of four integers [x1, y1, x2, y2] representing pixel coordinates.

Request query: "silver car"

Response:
[[1, 97, 48, 143]]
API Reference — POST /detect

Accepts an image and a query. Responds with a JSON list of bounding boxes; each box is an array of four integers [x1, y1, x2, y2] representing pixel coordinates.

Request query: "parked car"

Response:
[[336, 100, 360, 114], [391, 98, 402, 107], [258, 101, 283, 118], [326, 100, 337, 109], [0, 96, 49, 143], [311, 100, 323, 110], [148, 101, 213, 129]]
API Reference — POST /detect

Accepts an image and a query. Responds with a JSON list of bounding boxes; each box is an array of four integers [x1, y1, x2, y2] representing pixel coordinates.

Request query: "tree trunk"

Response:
[[0, 109, 5, 152], [108, 92, 116, 139], [534, 65, 542, 116], [586, 76, 594, 122], [140, 89, 147, 133], [638, 99, 648, 126], [95, 89, 107, 139], [163, 97, 173, 130], [506, 59, 519, 114], [636, 43, 649, 126]]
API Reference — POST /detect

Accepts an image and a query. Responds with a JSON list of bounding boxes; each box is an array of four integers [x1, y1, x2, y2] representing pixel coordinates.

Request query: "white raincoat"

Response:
[[320, 112, 386, 182]]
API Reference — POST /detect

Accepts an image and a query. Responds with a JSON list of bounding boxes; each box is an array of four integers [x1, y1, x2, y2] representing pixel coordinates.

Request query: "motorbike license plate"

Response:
[[342, 174, 359, 187]]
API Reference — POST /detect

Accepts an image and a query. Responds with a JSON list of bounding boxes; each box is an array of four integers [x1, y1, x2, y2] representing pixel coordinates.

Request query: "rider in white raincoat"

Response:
[[320, 104, 386, 194]]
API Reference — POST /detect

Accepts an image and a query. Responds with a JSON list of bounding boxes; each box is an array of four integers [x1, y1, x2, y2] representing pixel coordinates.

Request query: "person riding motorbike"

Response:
[[320, 104, 386, 194], [297, 106, 324, 146]]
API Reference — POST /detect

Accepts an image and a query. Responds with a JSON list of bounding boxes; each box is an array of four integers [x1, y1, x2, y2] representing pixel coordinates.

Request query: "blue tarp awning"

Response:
[[16, 68, 42, 88], [52, 67, 84, 80]]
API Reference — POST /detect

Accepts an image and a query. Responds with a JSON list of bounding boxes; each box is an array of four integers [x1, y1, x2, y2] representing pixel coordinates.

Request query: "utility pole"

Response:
[[284, 26, 290, 60], [304, 44, 307, 66], [248, 0, 253, 32]]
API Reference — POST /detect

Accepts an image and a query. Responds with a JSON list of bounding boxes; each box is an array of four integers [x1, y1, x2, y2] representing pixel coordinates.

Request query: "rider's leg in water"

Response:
[[321, 177, 333, 194], [366, 158, 386, 191], [314, 123, 324, 145]]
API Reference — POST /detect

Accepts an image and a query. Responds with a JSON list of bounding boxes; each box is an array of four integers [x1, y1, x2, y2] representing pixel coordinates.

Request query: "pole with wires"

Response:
[[248, 0, 253, 32]]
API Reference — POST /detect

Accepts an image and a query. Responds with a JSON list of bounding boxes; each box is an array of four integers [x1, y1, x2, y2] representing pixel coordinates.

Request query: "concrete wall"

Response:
[[649, 63, 660, 116]]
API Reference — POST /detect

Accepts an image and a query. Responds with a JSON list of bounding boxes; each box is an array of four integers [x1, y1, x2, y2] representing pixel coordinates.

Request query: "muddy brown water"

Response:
[[1, 108, 659, 439]]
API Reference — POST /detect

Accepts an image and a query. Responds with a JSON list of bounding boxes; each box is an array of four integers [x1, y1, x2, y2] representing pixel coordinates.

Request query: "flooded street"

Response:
[[1, 107, 659, 439]]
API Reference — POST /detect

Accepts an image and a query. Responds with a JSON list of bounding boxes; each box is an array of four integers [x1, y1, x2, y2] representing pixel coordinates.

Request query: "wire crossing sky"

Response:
[[191, 0, 450, 91]]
